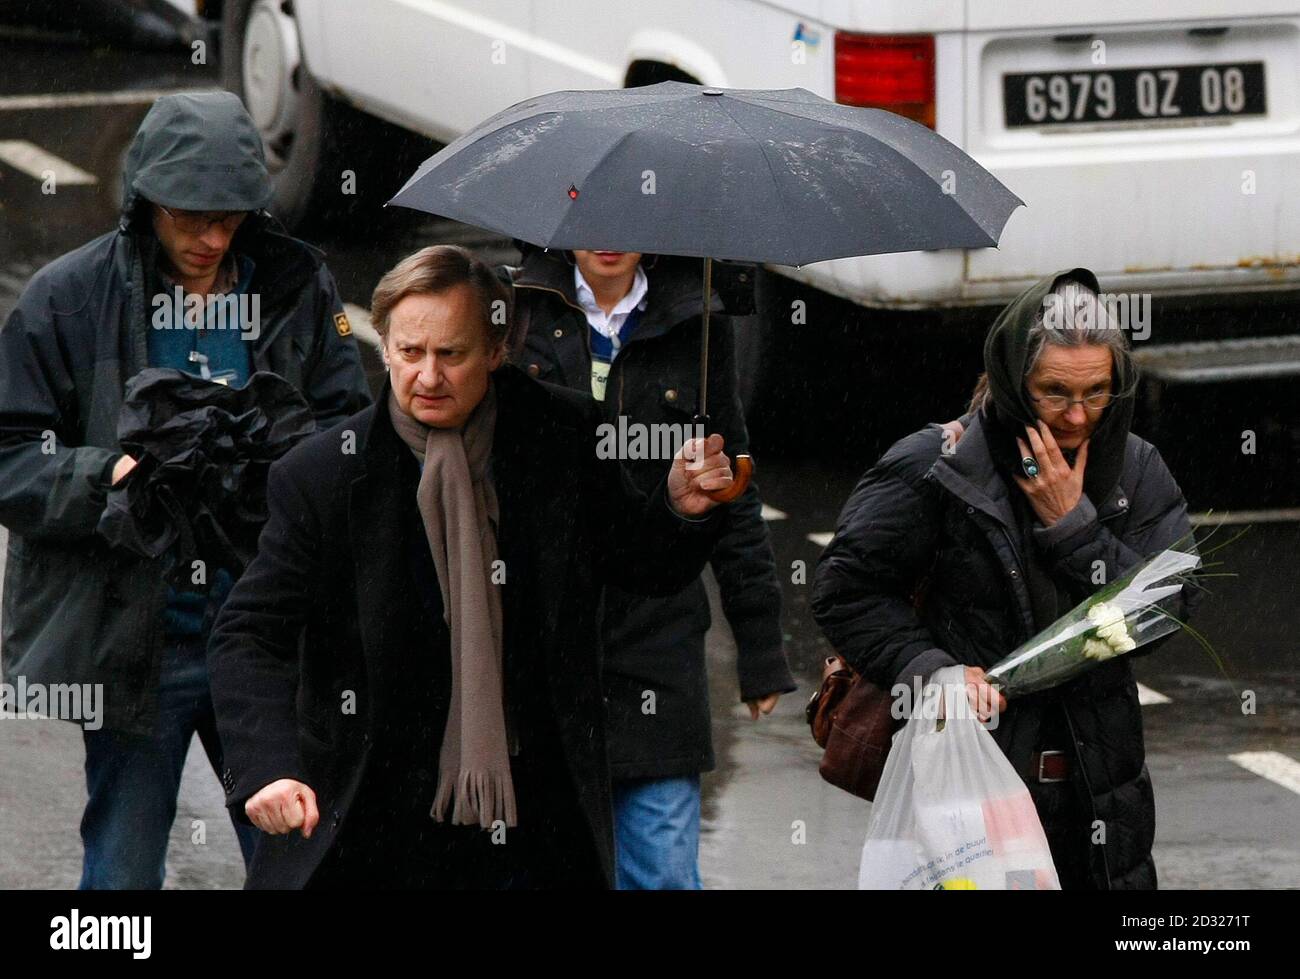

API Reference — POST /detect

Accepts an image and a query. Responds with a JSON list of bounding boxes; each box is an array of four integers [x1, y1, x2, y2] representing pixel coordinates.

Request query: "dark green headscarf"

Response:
[[980, 267, 1136, 508]]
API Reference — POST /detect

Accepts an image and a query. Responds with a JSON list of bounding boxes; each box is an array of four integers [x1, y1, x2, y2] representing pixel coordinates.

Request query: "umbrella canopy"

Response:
[[97, 368, 316, 575], [388, 81, 1023, 267], [388, 81, 1024, 502]]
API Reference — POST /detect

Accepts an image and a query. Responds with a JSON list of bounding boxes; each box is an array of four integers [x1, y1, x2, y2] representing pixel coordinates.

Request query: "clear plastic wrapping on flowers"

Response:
[[984, 548, 1202, 698]]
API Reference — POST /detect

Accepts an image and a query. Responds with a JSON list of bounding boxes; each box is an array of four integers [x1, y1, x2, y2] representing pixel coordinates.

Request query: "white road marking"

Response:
[[761, 504, 787, 521], [0, 88, 221, 111], [0, 140, 97, 184], [343, 303, 383, 353], [807, 532, 834, 548], [1137, 683, 1171, 706], [1229, 751, 1300, 796]]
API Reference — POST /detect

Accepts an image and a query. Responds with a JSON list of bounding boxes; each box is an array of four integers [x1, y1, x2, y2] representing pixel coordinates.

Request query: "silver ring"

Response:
[[1021, 456, 1040, 479]]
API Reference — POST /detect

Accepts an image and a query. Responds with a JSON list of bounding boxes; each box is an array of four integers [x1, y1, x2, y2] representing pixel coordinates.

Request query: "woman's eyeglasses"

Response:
[[158, 206, 247, 235], [1030, 392, 1115, 412]]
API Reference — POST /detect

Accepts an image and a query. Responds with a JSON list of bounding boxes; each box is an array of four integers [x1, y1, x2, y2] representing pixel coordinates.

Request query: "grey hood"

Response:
[[121, 90, 273, 218]]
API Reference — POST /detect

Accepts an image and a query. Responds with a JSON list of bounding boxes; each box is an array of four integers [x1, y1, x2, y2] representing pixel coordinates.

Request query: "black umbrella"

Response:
[[97, 368, 316, 577], [389, 81, 1024, 496]]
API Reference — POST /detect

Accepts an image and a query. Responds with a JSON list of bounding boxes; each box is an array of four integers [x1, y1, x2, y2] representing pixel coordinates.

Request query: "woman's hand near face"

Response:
[[1014, 420, 1088, 527]]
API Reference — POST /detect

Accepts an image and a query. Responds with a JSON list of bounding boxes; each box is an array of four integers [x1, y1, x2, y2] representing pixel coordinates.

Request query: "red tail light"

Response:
[[835, 33, 936, 129]]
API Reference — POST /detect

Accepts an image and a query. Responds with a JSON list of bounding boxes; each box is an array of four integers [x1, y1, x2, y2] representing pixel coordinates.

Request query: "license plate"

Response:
[[1003, 61, 1266, 127]]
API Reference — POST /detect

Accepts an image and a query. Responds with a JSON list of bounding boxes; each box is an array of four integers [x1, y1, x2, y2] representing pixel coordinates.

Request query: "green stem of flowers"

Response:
[[1196, 525, 1252, 561], [1150, 606, 1230, 681]]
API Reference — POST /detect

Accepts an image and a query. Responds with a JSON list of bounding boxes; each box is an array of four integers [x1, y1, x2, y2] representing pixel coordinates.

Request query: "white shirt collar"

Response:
[[574, 262, 649, 339]]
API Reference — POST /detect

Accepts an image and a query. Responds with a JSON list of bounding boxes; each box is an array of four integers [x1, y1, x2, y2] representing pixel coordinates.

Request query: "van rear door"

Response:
[[963, 1, 1300, 294]]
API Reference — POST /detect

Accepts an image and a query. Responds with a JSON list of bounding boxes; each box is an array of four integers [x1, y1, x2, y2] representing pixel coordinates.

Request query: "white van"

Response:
[[220, 1, 1300, 381]]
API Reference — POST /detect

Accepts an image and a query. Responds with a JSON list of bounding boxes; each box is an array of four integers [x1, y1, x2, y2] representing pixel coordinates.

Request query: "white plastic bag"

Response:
[[858, 666, 1060, 890]]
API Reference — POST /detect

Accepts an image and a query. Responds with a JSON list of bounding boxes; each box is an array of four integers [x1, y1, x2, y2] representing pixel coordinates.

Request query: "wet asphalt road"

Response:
[[0, 33, 1296, 889]]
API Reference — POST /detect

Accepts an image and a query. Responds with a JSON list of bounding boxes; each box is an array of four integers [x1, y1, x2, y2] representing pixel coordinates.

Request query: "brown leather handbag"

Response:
[[805, 656, 902, 801], [807, 557, 937, 801]]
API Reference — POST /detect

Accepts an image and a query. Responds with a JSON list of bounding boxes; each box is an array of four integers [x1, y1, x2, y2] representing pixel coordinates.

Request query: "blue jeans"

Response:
[[79, 639, 258, 889], [612, 775, 702, 890]]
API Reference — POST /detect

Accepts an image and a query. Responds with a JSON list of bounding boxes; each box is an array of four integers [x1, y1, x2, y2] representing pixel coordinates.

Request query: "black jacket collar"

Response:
[[931, 410, 1130, 529], [511, 249, 723, 343], [929, 411, 1016, 530]]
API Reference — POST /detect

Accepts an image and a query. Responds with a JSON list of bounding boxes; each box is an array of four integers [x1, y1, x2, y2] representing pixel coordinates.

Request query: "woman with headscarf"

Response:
[[812, 268, 1198, 889]]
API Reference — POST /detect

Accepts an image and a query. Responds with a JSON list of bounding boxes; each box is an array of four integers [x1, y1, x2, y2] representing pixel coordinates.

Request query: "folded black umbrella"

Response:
[[97, 368, 316, 577]]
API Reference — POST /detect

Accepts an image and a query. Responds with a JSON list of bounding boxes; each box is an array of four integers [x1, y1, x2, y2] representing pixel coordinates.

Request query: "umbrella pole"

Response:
[[699, 256, 710, 419], [698, 256, 752, 503]]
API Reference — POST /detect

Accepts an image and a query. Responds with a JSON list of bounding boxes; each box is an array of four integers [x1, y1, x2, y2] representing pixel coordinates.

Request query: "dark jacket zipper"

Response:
[[991, 521, 1037, 639], [939, 448, 1124, 890], [1001, 512, 1114, 888], [1061, 700, 1113, 889]]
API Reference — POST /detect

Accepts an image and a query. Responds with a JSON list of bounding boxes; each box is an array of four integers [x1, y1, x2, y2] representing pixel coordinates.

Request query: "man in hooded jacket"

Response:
[[0, 91, 371, 888]]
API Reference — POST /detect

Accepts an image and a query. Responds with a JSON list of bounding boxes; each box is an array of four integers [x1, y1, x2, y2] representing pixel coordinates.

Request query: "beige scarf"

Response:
[[386, 381, 517, 829]]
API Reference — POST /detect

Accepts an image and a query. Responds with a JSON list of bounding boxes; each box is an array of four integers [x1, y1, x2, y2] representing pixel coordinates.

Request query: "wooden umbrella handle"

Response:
[[706, 453, 753, 503]]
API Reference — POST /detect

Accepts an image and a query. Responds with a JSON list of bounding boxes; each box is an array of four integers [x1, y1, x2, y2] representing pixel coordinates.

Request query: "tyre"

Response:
[[220, 0, 425, 232]]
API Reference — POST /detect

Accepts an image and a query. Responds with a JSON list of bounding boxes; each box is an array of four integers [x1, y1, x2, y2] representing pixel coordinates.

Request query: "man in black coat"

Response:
[[813, 269, 1199, 890], [208, 245, 735, 888], [510, 247, 795, 888], [0, 91, 370, 889]]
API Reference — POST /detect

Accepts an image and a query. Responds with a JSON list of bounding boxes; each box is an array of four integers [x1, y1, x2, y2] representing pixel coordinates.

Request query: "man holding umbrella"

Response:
[[208, 244, 736, 888], [0, 91, 370, 888]]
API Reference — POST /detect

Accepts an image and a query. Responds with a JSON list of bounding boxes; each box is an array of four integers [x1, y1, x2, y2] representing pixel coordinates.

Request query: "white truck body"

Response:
[[287, 0, 1300, 310]]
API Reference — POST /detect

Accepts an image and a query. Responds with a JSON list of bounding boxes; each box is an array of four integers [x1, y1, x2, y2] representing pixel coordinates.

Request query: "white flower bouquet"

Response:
[[984, 547, 1211, 698]]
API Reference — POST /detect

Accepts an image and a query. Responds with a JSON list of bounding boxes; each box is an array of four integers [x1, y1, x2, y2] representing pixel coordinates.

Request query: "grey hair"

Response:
[[968, 276, 1137, 413], [1026, 277, 1133, 375]]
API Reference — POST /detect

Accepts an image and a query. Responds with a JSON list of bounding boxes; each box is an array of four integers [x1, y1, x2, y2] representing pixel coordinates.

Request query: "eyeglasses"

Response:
[[158, 205, 247, 235], [1029, 391, 1115, 413]]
